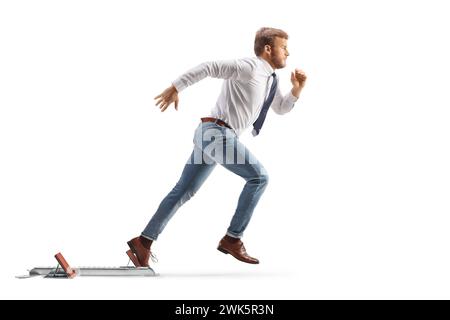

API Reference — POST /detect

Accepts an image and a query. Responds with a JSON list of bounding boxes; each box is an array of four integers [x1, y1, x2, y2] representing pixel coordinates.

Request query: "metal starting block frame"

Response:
[[17, 252, 156, 279]]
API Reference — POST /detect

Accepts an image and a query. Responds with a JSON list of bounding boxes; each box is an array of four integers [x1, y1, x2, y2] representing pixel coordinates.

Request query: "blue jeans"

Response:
[[141, 121, 269, 240]]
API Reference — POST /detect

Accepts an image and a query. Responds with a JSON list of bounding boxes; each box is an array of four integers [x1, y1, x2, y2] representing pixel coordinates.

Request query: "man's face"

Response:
[[268, 37, 289, 69]]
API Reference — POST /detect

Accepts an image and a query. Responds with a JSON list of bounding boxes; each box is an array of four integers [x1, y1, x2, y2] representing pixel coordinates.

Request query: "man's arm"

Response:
[[155, 59, 255, 112], [271, 69, 307, 115]]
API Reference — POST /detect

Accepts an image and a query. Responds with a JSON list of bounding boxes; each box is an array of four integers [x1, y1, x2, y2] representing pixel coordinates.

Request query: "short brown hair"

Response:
[[254, 27, 289, 56]]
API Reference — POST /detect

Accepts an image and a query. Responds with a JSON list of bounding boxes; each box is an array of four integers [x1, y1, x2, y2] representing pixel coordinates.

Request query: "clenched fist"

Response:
[[291, 68, 307, 89], [290, 68, 307, 98]]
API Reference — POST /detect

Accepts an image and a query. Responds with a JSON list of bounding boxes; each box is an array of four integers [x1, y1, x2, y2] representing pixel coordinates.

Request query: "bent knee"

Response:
[[259, 173, 269, 186], [249, 172, 269, 186]]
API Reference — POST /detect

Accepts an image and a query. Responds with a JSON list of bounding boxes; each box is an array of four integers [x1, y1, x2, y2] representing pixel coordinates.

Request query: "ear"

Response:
[[264, 44, 272, 54]]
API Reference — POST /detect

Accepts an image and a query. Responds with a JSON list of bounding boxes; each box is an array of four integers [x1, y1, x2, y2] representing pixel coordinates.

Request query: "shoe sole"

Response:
[[217, 247, 229, 255], [217, 246, 259, 264]]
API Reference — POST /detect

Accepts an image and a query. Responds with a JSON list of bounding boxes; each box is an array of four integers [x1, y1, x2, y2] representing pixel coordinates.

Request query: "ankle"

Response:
[[139, 236, 153, 250], [224, 235, 240, 243]]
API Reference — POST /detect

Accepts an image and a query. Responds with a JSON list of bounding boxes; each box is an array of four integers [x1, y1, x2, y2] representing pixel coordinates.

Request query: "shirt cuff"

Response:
[[287, 91, 299, 105], [172, 78, 188, 93]]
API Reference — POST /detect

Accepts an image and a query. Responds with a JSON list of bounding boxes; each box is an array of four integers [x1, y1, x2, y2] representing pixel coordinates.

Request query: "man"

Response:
[[126, 27, 307, 267]]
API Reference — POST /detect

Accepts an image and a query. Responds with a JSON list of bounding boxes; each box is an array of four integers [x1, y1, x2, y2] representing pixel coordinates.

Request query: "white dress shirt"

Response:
[[172, 56, 298, 136]]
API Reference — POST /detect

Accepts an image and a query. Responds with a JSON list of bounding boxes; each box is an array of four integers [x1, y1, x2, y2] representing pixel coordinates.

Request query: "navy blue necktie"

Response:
[[252, 72, 278, 136]]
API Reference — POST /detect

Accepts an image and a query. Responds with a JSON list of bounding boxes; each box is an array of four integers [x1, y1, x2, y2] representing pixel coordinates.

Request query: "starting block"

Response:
[[17, 252, 156, 279]]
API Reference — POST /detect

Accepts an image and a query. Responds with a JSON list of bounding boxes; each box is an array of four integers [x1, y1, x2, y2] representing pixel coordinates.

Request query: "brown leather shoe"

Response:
[[127, 237, 151, 267], [217, 235, 259, 264]]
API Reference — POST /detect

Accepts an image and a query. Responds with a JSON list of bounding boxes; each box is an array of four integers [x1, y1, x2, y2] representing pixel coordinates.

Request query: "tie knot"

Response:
[[271, 72, 276, 78]]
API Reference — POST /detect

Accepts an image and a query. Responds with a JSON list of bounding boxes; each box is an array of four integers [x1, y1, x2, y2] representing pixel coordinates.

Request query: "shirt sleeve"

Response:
[[270, 84, 299, 115], [172, 58, 255, 92]]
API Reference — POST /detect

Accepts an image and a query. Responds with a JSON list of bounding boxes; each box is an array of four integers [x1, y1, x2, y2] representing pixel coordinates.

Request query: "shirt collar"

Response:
[[257, 56, 275, 76]]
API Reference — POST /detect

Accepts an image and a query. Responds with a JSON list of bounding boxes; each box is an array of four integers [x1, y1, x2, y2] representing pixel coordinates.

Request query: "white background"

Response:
[[1, 0, 449, 299]]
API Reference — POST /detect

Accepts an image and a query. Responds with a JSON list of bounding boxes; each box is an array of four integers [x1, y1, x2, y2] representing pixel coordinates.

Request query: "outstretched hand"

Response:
[[154, 85, 179, 112]]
